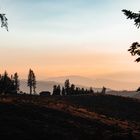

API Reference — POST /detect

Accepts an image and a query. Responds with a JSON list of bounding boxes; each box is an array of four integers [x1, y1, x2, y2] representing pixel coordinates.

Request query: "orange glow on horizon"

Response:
[[0, 51, 139, 81]]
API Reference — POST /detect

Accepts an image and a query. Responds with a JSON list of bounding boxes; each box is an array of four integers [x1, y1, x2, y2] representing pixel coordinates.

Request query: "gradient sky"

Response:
[[0, 0, 140, 89]]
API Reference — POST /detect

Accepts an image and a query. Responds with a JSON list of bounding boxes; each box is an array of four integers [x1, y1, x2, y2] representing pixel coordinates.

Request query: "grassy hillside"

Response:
[[61, 94, 140, 122], [0, 94, 140, 139]]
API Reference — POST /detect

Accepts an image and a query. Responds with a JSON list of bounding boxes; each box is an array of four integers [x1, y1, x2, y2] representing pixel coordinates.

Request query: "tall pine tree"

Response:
[[13, 73, 20, 93], [27, 69, 36, 95]]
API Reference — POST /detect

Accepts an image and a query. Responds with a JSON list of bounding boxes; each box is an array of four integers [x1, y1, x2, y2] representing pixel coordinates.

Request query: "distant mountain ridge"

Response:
[[20, 77, 105, 94], [47, 75, 139, 91], [20, 75, 139, 94], [47, 75, 94, 87]]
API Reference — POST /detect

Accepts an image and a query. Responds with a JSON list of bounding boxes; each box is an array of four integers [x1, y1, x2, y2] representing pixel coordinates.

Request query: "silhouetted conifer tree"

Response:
[[0, 71, 18, 94], [56, 85, 61, 95], [53, 85, 61, 95], [81, 88, 85, 94], [28, 69, 36, 95], [62, 87, 65, 95], [53, 85, 57, 95], [64, 79, 70, 95], [101, 86, 106, 94], [70, 84, 75, 95], [13, 73, 20, 93], [75, 87, 80, 95], [85, 89, 89, 94], [89, 87, 94, 94], [2, 71, 11, 93], [32, 72, 36, 94]]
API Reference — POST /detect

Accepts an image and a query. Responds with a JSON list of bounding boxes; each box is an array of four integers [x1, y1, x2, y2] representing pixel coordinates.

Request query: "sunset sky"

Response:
[[0, 0, 140, 89]]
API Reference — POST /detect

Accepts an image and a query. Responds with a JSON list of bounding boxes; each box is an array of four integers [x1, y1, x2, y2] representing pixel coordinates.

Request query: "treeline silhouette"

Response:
[[0, 69, 36, 95], [52, 79, 94, 96], [0, 71, 19, 94], [0, 69, 107, 96]]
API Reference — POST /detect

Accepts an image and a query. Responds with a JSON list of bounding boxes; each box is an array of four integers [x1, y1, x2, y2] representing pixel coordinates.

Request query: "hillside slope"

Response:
[[0, 95, 140, 140]]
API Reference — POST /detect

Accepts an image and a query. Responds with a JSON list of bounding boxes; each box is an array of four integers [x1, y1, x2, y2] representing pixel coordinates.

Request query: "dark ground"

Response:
[[0, 94, 140, 140]]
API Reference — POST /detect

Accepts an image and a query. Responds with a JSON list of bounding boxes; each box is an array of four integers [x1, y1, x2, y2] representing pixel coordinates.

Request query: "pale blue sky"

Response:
[[0, 0, 140, 89], [0, 0, 139, 50], [0, 0, 138, 48]]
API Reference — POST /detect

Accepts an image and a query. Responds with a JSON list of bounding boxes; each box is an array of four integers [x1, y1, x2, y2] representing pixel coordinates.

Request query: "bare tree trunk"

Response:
[[30, 86, 32, 95]]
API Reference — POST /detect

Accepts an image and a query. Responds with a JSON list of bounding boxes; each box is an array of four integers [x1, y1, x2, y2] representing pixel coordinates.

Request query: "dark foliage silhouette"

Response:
[[70, 84, 75, 95], [65, 79, 94, 95], [27, 69, 36, 95], [52, 79, 94, 96], [89, 87, 94, 93], [13, 73, 20, 93], [128, 42, 140, 62], [101, 86, 106, 94], [52, 85, 61, 95], [122, 10, 140, 62], [64, 79, 70, 95], [137, 87, 140, 92], [122, 9, 140, 28], [0, 71, 19, 94], [0, 13, 8, 31], [62, 87, 65, 95]]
